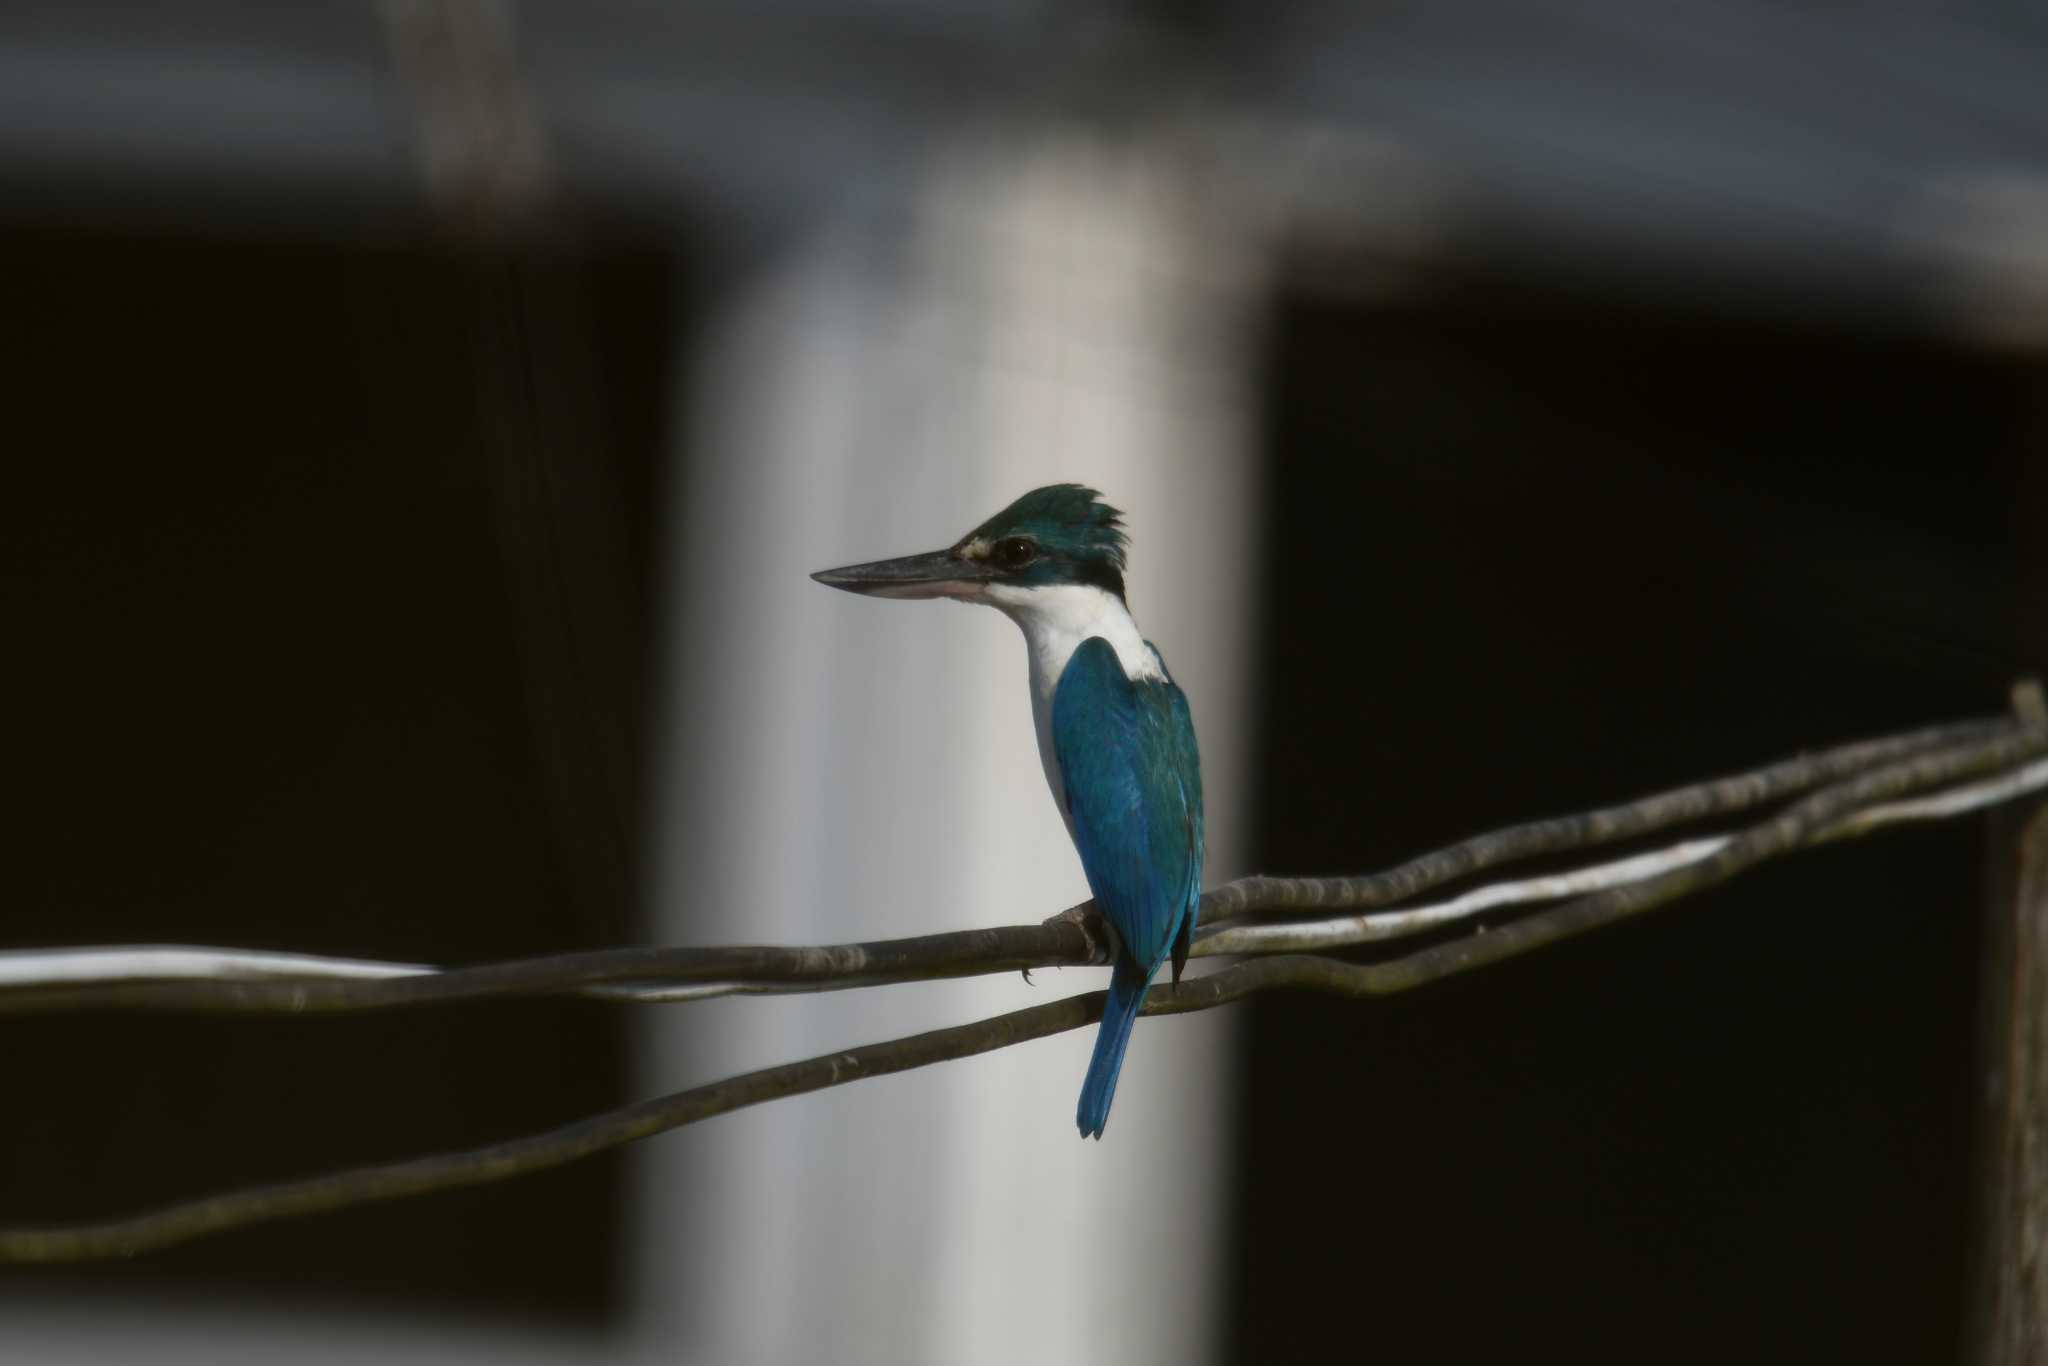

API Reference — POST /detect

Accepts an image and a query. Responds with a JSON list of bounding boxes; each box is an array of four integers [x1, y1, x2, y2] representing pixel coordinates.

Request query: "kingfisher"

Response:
[[812, 484, 1204, 1138]]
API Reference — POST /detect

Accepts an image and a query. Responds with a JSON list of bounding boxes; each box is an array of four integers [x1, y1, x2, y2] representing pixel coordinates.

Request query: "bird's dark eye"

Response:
[[992, 537, 1039, 570]]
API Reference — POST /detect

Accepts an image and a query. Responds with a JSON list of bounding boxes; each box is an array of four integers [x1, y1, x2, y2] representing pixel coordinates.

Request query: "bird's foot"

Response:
[[1043, 901, 1120, 965]]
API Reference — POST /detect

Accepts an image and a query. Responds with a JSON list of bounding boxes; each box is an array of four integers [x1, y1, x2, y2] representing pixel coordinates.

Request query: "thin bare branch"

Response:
[[2, 714, 2042, 1262], [1199, 714, 2013, 917], [0, 713, 2028, 1017], [1827, 754, 2048, 834], [1203, 752, 2048, 957], [0, 922, 1101, 1016], [0, 947, 433, 989], [22, 746, 2042, 1007]]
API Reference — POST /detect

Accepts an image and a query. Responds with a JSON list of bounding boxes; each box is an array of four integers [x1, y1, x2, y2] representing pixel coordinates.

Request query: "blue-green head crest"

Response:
[[956, 484, 1128, 595], [810, 483, 1130, 602]]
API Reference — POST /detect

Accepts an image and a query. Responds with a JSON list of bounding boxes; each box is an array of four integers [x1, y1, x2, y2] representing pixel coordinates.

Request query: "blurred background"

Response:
[[1, 1, 2044, 1362]]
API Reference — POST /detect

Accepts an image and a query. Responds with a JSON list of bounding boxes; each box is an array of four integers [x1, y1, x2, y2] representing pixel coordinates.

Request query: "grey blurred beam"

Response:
[[8, 3, 2048, 320], [0, 5, 1034, 235]]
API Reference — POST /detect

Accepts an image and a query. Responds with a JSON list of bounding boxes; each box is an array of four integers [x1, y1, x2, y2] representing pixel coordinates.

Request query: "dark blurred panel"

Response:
[[0, 223, 679, 1318], [1228, 279, 2040, 1363]]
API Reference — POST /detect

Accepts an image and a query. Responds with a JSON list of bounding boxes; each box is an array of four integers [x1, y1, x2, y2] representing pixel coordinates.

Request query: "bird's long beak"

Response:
[[810, 547, 992, 600]]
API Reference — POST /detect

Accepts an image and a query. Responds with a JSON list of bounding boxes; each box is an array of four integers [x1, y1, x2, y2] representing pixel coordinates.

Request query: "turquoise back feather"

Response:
[[1052, 636, 1204, 1136]]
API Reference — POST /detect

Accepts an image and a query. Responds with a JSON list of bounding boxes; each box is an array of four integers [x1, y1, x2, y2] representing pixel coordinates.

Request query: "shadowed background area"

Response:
[[1235, 284, 2038, 1362], [0, 229, 676, 1317], [0, 2, 2044, 1363]]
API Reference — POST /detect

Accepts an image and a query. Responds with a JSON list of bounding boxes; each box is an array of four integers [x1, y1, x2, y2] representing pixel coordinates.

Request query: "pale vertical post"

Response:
[[634, 125, 1263, 1366]]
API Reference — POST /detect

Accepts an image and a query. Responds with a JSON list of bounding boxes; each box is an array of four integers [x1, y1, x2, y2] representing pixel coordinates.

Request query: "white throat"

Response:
[[979, 582, 1165, 817]]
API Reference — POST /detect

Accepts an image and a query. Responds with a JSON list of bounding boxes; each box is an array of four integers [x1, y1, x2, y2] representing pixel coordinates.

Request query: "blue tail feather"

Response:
[[1077, 966, 1148, 1139]]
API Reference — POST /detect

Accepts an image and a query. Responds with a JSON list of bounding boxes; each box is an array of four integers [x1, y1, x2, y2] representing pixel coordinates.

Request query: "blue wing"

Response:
[[1053, 636, 1204, 1138], [1051, 637, 1204, 978]]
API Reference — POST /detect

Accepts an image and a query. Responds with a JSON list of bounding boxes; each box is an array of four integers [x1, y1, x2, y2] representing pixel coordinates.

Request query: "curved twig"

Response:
[[1200, 714, 2011, 917], [1203, 753, 2048, 956]]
